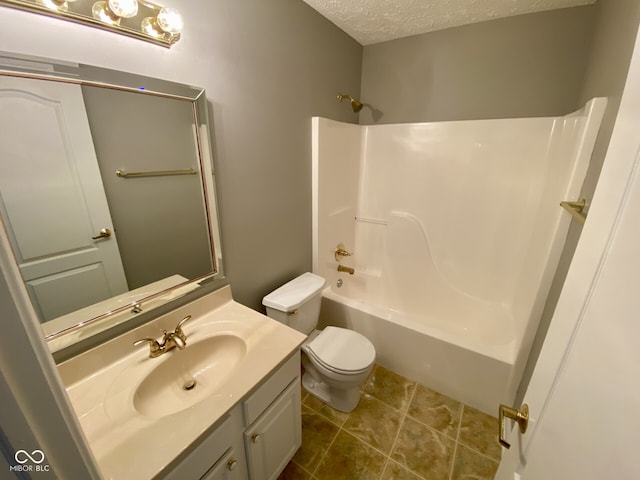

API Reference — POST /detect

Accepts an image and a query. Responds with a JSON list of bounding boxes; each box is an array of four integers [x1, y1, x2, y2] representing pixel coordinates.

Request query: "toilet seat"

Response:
[[304, 326, 375, 375]]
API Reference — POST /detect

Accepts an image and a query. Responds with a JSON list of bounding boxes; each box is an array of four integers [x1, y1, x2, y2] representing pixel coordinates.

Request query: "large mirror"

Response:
[[0, 53, 224, 353]]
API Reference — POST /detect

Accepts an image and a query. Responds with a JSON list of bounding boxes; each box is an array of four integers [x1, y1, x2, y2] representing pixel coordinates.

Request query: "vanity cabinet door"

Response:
[[201, 449, 244, 480], [164, 415, 235, 480], [244, 379, 301, 480]]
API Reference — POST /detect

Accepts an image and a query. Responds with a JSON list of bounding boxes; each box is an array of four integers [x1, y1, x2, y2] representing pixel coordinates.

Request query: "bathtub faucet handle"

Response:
[[334, 243, 352, 261]]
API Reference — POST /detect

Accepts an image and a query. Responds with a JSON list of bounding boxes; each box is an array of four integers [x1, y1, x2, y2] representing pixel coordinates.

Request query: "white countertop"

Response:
[[58, 285, 305, 480]]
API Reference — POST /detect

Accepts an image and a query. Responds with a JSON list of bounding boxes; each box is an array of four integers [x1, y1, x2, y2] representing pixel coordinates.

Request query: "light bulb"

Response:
[[108, 0, 138, 18], [156, 7, 183, 34], [141, 17, 163, 37], [92, 1, 120, 24], [38, 0, 67, 11]]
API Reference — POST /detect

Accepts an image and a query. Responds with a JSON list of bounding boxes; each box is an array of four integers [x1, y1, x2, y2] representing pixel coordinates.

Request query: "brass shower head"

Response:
[[337, 94, 363, 113]]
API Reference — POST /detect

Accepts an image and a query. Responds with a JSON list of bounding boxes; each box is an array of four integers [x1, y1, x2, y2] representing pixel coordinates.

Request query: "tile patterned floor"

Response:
[[278, 365, 500, 480]]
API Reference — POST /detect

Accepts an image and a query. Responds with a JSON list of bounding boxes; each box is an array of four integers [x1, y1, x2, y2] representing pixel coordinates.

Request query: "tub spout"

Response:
[[337, 265, 355, 275]]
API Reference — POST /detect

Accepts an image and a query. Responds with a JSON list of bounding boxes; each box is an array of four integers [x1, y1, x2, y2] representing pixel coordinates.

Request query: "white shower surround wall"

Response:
[[312, 99, 606, 415]]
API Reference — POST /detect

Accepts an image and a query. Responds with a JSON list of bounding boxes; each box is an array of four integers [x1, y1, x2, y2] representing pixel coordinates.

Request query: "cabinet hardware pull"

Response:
[[227, 459, 237, 471], [251, 433, 261, 443]]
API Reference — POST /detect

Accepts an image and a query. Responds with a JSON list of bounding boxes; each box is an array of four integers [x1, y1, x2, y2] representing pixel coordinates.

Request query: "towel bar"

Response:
[[116, 168, 197, 178]]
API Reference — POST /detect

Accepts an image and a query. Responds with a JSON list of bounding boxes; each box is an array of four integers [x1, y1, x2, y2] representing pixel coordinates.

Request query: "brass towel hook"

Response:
[[560, 198, 587, 224]]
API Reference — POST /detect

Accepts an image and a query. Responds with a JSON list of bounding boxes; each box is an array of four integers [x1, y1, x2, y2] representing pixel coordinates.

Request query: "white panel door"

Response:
[[0, 75, 128, 321], [495, 25, 640, 480]]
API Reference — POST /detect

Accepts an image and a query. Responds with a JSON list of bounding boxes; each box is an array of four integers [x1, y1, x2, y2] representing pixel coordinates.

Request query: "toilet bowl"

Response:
[[301, 327, 375, 412], [263, 273, 376, 412]]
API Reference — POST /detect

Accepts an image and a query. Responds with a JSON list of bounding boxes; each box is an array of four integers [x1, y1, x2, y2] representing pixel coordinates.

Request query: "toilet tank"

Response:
[[262, 272, 326, 335]]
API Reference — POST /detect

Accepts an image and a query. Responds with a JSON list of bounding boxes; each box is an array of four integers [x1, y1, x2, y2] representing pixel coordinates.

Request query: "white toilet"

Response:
[[263, 272, 375, 413]]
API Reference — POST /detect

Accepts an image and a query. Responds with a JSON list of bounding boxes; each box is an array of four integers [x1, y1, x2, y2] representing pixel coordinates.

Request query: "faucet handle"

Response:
[[334, 243, 352, 261], [174, 315, 191, 341], [133, 338, 163, 357]]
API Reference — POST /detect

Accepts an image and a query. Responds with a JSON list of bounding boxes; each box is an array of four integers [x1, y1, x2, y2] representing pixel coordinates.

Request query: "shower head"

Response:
[[337, 94, 364, 113]]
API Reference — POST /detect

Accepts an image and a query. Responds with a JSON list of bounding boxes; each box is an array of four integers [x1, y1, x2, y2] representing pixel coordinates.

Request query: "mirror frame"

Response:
[[0, 52, 225, 353]]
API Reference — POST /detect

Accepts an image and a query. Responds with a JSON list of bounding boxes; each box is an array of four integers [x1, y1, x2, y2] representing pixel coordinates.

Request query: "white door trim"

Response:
[[0, 225, 101, 478]]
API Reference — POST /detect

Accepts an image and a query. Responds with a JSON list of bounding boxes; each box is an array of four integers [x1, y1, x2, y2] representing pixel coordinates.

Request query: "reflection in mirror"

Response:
[[0, 54, 224, 353]]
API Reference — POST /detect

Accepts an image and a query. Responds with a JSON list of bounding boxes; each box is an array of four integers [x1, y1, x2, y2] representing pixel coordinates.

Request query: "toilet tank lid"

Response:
[[262, 272, 326, 312]]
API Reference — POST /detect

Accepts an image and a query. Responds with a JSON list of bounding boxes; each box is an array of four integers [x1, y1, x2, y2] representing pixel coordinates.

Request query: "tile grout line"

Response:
[[309, 424, 341, 479], [404, 410, 462, 444], [307, 407, 349, 478], [359, 364, 399, 478], [302, 400, 348, 430], [366, 377, 470, 480], [326, 378, 424, 479], [447, 403, 464, 480], [454, 404, 502, 465], [456, 440, 502, 464], [381, 383, 422, 479], [311, 422, 402, 479], [296, 400, 344, 479], [291, 460, 314, 478], [398, 399, 501, 464], [387, 458, 428, 480]]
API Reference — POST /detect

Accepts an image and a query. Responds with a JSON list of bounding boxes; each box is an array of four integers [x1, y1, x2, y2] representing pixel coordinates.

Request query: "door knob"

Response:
[[498, 403, 529, 449], [92, 228, 112, 240]]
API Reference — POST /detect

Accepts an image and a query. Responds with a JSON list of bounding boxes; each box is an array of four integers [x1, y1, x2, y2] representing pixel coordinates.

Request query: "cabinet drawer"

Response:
[[201, 448, 243, 480], [163, 415, 232, 480], [243, 351, 299, 426]]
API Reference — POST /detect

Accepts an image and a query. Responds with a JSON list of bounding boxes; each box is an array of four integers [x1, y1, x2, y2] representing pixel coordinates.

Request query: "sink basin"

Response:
[[133, 335, 247, 418]]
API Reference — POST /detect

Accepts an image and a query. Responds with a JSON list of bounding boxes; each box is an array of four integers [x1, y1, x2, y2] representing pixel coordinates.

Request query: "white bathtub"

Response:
[[312, 99, 607, 415], [318, 275, 515, 415]]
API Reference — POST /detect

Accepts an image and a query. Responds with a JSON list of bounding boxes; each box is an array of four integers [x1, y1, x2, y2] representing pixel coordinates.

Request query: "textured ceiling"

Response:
[[303, 0, 597, 45]]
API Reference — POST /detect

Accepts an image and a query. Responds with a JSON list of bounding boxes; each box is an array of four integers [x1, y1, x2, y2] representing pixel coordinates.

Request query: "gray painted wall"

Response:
[[1, 1, 363, 312], [517, 0, 640, 402], [82, 86, 212, 290], [204, 3, 362, 311], [359, 7, 596, 124]]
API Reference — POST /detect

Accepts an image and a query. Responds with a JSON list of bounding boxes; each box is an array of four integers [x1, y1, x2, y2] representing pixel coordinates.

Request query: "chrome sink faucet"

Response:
[[134, 315, 191, 358]]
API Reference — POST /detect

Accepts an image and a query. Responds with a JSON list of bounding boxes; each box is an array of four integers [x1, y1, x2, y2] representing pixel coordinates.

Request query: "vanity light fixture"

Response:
[[0, 0, 183, 47]]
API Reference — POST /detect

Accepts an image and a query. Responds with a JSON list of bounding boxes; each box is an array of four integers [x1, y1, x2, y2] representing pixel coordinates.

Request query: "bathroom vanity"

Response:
[[57, 286, 305, 479]]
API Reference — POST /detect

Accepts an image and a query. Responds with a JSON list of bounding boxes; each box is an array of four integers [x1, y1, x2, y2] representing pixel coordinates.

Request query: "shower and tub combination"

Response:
[[311, 99, 606, 415]]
